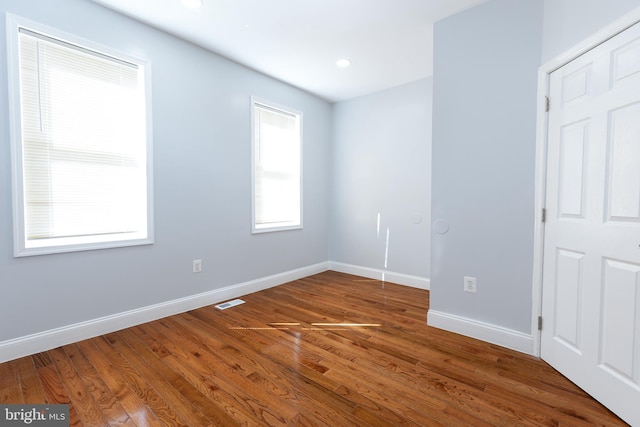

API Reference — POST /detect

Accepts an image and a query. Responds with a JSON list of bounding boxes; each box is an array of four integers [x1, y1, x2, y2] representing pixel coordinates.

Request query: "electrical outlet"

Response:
[[464, 276, 477, 293], [192, 259, 202, 273]]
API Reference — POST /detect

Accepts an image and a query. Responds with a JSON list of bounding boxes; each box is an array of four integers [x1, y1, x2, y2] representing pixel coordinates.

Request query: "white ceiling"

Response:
[[90, 0, 489, 102]]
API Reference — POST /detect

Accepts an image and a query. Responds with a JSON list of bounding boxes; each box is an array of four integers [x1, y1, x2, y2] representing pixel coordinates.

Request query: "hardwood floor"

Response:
[[0, 271, 628, 426]]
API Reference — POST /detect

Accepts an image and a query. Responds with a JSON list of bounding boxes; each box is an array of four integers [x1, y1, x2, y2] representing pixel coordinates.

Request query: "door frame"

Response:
[[531, 6, 640, 358]]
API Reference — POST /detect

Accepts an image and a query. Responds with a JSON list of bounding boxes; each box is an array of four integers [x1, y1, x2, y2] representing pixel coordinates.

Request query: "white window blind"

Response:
[[9, 18, 153, 255], [252, 99, 302, 232]]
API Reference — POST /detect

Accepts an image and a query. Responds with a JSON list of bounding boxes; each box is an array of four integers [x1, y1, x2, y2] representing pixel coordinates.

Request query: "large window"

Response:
[[7, 15, 153, 256], [252, 98, 302, 233]]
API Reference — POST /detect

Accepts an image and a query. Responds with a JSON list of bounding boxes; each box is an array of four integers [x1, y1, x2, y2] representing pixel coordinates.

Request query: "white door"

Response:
[[541, 21, 640, 426]]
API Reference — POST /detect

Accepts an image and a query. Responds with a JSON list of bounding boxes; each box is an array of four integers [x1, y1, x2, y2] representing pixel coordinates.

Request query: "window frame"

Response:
[[251, 96, 303, 234], [6, 14, 154, 257]]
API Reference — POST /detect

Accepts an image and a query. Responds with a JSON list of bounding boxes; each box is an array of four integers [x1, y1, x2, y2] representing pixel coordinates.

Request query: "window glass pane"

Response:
[[253, 101, 302, 232], [9, 19, 152, 255]]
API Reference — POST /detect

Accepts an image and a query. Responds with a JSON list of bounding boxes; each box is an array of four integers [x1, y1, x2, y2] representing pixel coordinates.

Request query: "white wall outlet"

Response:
[[192, 259, 202, 273], [464, 276, 477, 293]]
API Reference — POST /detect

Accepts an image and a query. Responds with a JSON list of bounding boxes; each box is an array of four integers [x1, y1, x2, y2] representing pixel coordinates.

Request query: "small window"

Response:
[[251, 98, 302, 233], [7, 15, 153, 256]]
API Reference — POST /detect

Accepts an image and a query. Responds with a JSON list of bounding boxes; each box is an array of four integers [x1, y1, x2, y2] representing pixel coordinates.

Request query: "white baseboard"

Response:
[[329, 261, 430, 290], [427, 309, 535, 355], [0, 262, 330, 363]]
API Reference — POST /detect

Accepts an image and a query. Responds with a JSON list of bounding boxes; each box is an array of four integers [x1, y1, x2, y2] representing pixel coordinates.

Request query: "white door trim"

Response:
[[532, 5, 640, 357]]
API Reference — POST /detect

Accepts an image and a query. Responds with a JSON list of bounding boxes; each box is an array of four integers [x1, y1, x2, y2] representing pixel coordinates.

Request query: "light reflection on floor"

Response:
[[228, 322, 382, 331]]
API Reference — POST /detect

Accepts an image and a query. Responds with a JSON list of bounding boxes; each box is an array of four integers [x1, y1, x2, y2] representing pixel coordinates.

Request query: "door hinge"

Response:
[[541, 208, 546, 223], [538, 316, 543, 331], [545, 96, 550, 112]]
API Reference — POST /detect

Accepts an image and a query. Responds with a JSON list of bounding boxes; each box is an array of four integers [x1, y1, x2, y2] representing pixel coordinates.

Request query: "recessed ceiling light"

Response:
[[181, 0, 203, 9], [336, 59, 351, 68]]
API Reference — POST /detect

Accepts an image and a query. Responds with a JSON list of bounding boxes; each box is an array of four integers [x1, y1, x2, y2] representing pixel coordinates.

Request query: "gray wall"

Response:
[[430, 0, 543, 334], [0, 0, 331, 342], [331, 79, 432, 279], [6, 0, 633, 353], [542, 0, 640, 62]]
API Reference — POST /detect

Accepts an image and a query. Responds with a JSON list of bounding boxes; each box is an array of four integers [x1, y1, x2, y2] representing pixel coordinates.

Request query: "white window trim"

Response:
[[6, 14, 154, 257], [251, 96, 303, 234]]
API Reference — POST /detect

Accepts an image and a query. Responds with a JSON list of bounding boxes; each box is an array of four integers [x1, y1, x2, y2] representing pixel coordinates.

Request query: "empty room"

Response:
[[0, 0, 639, 425]]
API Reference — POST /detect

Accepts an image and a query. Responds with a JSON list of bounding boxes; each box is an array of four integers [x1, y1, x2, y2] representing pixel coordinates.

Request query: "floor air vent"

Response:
[[215, 299, 245, 310]]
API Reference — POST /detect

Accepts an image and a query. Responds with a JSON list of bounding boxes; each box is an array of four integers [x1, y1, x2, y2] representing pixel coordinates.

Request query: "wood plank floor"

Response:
[[0, 271, 628, 426]]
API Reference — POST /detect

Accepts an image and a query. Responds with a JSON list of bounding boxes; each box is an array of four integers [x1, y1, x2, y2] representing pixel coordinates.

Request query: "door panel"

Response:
[[553, 249, 584, 352], [558, 121, 588, 218], [612, 38, 640, 84], [600, 259, 640, 385], [561, 64, 591, 104], [542, 21, 640, 426], [607, 102, 640, 220]]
